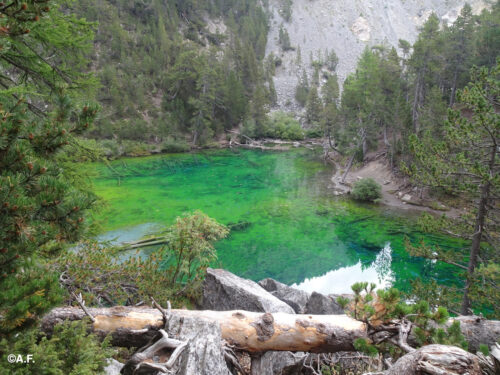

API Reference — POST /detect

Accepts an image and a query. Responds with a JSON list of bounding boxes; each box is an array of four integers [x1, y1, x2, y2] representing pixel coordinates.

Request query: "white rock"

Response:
[[402, 194, 412, 202], [104, 359, 123, 375], [351, 16, 371, 42]]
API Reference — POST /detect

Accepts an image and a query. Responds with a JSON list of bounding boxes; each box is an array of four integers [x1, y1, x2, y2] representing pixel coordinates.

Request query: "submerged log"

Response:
[[42, 306, 367, 352]]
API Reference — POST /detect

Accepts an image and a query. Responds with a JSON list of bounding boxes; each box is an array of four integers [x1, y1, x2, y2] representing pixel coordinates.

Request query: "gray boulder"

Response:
[[251, 351, 305, 375], [202, 268, 295, 313], [305, 291, 345, 315], [258, 278, 310, 314]]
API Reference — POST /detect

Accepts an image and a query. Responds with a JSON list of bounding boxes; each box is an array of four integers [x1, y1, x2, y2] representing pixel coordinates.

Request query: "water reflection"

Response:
[[292, 243, 394, 294]]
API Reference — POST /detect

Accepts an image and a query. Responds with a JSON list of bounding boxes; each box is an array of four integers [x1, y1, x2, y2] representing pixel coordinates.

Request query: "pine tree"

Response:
[[409, 14, 444, 133], [405, 62, 499, 316], [341, 48, 382, 160], [444, 4, 475, 106], [322, 74, 340, 106], [0, 0, 97, 333], [278, 24, 292, 51], [321, 74, 340, 144], [295, 69, 309, 107], [474, 1, 500, 69], [251, 84, 269, 136], [305, 85, 322, 124]]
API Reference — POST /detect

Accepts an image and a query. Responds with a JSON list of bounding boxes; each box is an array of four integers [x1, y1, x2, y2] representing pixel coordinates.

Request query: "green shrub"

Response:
[[351, 178, 382, 203], [264, 112, 304, 140], [305, 125, 323, 138], [479, 344, 490, 356], [56, 211, 229, 307], [0, 320, 113, 375], [336, 296, 350, 309], [120, 140, 153, 157], [99, 139, 121, 159], [161, 139, 191, 153]]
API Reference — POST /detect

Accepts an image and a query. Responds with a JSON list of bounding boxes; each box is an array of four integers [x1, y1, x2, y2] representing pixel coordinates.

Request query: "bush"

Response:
[[305, 125, 323, 138], [264, 112, 304, 140], [0, 320, 113, 375], [120, 140, 153, 157], [351, 178, 382, 203], [161, 138, 191, 153], [56, 211, 229, 307]]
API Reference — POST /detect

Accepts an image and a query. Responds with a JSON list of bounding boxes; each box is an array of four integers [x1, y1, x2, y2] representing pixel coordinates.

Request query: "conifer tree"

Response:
[[405, 62, 499, 316], [278, 24, 292, 51], [0, 0, 97, 333], [444, 4, 475, 106], [409, 13, 444, 133], [295, 69, 309, 107], [341, 48, 382, 160], [305, 85, 322, 124]]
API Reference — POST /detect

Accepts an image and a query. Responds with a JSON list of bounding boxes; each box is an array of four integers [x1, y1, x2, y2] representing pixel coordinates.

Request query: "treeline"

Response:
[[72, 0, 274, 145], [316, 3, 499, 166]]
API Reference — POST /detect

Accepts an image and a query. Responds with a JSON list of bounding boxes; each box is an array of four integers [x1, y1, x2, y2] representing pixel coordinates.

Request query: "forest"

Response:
[[0, 0, 499, 374]]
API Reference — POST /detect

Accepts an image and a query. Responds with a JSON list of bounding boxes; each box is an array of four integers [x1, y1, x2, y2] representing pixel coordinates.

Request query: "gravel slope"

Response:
[[266, 0, 489, 112]]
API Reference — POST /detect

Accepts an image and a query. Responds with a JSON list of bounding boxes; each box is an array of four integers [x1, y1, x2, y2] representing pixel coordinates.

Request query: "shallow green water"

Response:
[[91, 148, 464, 294]]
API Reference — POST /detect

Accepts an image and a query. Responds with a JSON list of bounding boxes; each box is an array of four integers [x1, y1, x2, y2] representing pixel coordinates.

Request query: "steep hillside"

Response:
[[266, 0, 490, 111], [72, 0, 270, 145]]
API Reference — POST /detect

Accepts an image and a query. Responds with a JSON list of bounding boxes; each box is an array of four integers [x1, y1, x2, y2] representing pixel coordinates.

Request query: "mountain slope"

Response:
[[266, 0, 490, 111]]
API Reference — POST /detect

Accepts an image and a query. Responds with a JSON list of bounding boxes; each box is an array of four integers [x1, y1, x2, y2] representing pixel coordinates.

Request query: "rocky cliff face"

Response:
[[266, 0, 489, 112]]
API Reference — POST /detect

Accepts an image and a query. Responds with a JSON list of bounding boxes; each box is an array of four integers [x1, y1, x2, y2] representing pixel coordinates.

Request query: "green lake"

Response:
[[91, 148, 463, 294]]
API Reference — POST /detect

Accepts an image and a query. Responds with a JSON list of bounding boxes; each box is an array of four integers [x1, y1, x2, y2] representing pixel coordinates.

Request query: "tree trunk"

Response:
[[41, 307, 500, 353], [384, 344, 481, 375], [461, 141, 496, 315], [362, 136, 368, 161], [412, 74, 421, 134], [449, 68, 458, 107], [341, 153, 356, 184], [383, 125, 390, 148], [461, 183, 488, 315], [41, 307, 367, 352]]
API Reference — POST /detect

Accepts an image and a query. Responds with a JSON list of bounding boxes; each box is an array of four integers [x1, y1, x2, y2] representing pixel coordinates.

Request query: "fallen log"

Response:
[[384, 344, 481, 375], [42, 306, 367, 352], [41, 307, 500, 375], [41, 307, 500, 354]]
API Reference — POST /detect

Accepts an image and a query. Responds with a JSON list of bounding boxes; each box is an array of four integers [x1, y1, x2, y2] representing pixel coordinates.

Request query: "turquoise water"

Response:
[[90, 148, 464, 294]]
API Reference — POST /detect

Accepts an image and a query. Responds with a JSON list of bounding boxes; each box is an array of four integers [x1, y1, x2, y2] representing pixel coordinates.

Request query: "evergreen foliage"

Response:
[[263, 112, 304, 140], [0, 0, 98, 334], [71, 0, 271, 145], [404, 61, 499, 317], [348, 282, 468, 357], [305, 86, 323, 124], [0, 320, 113, 375], [333, 5, 499, 317], [295, 69, 310, 107], [279, 24, 293, 51]]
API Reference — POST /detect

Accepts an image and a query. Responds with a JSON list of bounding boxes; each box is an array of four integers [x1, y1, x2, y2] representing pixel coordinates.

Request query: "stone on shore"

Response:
[[258, 278, 310, 314], [202, 268, 295, 313]]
